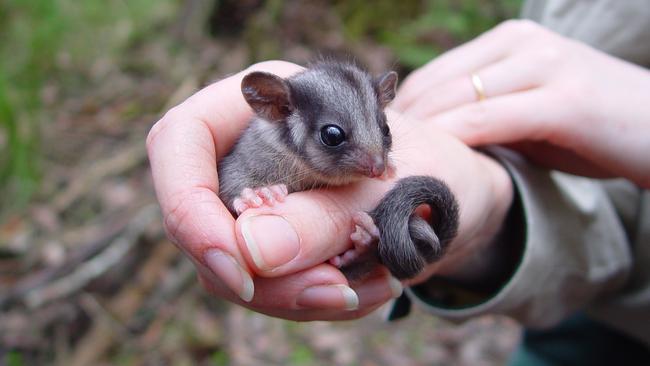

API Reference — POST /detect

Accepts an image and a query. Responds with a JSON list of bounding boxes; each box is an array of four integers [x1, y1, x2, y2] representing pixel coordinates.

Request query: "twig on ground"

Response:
[[52, 141, 147, 212], [0, 212, 134, 308], [24, 205, 160, 309], [69, 236, 179, 366]]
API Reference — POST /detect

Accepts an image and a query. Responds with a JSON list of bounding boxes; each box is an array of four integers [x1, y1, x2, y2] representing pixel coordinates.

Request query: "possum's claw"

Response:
[[352, 211, 381, 238], [233, 184, 288, 215], [330, 211, 380, 268]]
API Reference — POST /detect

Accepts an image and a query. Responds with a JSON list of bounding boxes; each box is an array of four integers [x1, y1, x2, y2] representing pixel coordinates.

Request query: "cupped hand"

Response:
[[148, 61, 401, 320], [393, 20, 650, 188], [147, 61, 512, 321]]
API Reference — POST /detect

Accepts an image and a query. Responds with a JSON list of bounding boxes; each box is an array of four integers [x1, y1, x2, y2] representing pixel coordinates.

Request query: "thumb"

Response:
[[429, 90, 552, 146], [234, 180, 389, 277]]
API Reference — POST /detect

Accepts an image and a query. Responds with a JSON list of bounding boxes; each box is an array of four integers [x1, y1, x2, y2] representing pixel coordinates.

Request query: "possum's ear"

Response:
[[375, 71, 398, 108], [241, 72, 293, 122]]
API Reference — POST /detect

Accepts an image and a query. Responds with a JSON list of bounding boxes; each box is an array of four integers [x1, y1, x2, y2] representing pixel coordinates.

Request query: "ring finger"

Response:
[[400, 54, 544, 120]]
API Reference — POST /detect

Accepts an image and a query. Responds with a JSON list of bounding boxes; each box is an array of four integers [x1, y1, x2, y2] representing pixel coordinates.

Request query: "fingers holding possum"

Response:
[[233, 180, 389, 277], [233, 175, 459, 284]]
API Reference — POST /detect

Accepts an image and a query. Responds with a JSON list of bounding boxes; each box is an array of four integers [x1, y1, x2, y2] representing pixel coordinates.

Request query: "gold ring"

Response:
[[471, 73, 486, 101]]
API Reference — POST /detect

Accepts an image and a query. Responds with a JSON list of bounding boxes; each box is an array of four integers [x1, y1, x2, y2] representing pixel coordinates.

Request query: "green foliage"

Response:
[[0, 0, 63, 209], [289, 344, 316, 365], [0, 0, 176, 212], [4, 351, 25, 366], [243, 0, 286, 61], [210, 350, 230, 366]]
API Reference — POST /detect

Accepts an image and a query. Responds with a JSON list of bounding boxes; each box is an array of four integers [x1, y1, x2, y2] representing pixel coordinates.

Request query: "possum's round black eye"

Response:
[[320, 125, 346, 146]]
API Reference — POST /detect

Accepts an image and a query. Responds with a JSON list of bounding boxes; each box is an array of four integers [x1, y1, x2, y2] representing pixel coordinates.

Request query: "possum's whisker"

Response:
[[280, 165, 322, 187]]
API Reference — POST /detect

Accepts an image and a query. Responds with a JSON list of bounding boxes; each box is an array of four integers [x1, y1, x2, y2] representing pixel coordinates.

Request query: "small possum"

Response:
[[218, 61, 459, 281]]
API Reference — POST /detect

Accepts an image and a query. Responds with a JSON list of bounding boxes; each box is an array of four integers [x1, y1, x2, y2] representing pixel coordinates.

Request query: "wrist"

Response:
[[474, 151, 514, 247]]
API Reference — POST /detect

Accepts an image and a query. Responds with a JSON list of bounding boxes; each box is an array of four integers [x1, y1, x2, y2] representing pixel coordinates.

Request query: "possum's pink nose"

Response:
[[363, 154, 385, 178]]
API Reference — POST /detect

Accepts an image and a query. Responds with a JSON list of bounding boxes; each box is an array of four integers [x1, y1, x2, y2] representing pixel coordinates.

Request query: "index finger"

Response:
[[146, 61, 303, 301]]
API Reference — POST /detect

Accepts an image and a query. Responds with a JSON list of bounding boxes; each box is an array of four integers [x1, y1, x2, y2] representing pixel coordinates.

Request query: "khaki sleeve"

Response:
[[588, 180, 650, 344], [521, 0, 650, 66], [404, 148, 633, 328]]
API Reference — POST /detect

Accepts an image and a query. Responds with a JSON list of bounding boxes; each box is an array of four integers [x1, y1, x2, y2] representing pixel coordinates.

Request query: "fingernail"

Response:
[[240, 215, 300, 271], [296, 284, 359, 310], [203, 249, 254, 302], [388, 276, 404, 298]]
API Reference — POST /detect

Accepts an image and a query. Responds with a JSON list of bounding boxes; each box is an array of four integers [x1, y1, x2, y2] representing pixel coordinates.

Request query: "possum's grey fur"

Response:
[[218, 62, 459, 281], [218, 61, 393, 212], [374, 176, 458, 279]]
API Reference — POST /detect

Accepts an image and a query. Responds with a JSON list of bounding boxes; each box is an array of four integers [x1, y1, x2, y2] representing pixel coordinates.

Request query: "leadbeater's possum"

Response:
[[217, 61, 459, 280]]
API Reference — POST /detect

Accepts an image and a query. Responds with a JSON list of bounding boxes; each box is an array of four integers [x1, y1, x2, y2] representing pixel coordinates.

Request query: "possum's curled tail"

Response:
[[371, 176, 459, 279]]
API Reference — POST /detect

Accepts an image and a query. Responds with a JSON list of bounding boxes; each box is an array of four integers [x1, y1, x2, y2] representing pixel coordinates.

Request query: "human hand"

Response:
[[148, 61, 404, 321], [393, 20, 650, 188], [147, 61, 512, 321]]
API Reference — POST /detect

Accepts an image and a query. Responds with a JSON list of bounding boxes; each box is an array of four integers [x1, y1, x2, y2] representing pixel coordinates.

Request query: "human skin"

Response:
[[146, 61, 512, 321], [393, 20, 650, 188]]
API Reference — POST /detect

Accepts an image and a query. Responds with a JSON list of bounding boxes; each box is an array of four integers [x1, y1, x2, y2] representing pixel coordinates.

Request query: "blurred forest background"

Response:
[[1, 1, 522, 365]]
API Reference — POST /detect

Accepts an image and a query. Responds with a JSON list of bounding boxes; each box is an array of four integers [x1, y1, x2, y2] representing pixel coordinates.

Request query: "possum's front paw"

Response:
[[232, 184, 288, 215], [329, 211, 380, 267]]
